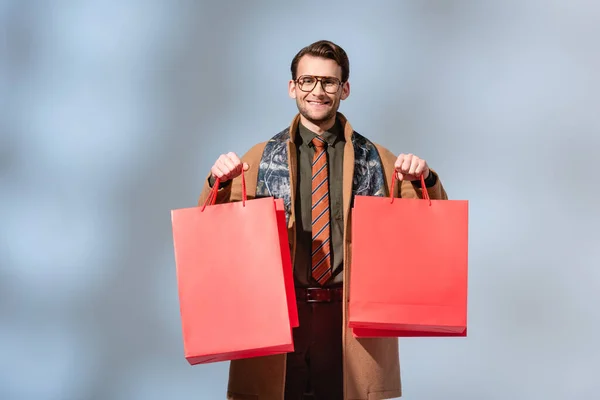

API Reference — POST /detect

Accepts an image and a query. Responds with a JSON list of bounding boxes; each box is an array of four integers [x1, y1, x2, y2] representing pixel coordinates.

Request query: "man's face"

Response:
[[288, 55, 350, 127]]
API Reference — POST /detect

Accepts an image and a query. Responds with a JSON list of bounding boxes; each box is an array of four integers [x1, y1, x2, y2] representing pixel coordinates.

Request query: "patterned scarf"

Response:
[[255, 125, 387, 224]]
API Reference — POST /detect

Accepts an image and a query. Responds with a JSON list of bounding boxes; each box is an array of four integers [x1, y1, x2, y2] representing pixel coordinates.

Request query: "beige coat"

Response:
[[197, 113, 448, 400]]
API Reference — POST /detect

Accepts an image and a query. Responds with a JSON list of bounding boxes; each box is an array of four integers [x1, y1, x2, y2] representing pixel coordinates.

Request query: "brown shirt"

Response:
[[293, 118, 345, 288]]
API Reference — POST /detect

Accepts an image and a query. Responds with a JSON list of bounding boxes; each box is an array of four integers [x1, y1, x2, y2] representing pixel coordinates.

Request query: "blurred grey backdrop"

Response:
[[2, 0, 599, 399]]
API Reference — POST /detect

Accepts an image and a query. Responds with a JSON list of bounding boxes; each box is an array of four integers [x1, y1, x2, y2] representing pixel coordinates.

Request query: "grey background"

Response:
[[2, 1, 599, 399]]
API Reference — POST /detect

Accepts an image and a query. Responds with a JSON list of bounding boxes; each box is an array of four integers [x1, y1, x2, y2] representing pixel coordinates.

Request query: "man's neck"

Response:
[[299, 115, 336, 135]]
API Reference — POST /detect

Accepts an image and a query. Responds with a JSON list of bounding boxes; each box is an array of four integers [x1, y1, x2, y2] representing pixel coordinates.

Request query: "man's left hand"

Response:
[[394, 153, 430, 181]]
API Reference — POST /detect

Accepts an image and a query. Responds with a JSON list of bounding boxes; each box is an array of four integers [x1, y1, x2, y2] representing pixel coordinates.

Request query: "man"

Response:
[[197, 40, 448, 400]]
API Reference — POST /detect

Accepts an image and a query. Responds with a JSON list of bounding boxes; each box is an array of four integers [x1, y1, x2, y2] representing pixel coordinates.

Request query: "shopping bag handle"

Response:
[[390, 172, 431, 206], [201, 169, 247, 212]]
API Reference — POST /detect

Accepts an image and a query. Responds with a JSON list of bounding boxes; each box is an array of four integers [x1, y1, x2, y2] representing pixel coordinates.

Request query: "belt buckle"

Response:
[[305, 288, 331, 303]]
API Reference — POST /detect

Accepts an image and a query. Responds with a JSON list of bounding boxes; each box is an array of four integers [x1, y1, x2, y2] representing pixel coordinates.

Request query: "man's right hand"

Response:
[[210, 152, 249, 182]]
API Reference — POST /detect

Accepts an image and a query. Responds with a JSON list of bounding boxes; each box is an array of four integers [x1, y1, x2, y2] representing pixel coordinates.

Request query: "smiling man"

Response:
[[198, 40, 448, 400]]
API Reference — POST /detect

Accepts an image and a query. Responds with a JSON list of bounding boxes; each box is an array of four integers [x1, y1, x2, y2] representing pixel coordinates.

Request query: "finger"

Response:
[[409, 157, 420, 176], [226, 152, 243, 172], [414, 160, 423, 176], [394, 154, 405, 170], [415, 160, 428, 177], [215, 159, 234, 179], [229, 153, 246, 175], [226, 152, 241, 163], [211, 164, 226, 179], [423, 167, 430, 179], [401, 154, 412, 172], [219, 155, 238, 175], [243, 162, 250, 171], [395, 170, 404, 181]]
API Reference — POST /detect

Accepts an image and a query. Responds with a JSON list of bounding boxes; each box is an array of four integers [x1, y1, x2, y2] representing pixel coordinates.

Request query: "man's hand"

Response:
[[210, 152, 249, 182], [394, 153, 430, 181]]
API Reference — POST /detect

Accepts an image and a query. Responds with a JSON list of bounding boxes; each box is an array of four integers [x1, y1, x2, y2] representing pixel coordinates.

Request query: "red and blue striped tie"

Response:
[[311, 137, 332, 285]]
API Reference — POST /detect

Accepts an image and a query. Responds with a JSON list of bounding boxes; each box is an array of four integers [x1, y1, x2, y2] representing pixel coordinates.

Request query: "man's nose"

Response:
[[311, 79, 325, 95]]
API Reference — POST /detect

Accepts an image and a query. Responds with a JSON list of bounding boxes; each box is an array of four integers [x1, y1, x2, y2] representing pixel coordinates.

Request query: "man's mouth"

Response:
[[307, 100, 330, 106]]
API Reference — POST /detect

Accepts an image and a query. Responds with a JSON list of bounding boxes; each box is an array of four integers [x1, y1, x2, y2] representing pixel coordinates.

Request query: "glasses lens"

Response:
[[298, 76, 316, 92], [322, 78, 340, 93]]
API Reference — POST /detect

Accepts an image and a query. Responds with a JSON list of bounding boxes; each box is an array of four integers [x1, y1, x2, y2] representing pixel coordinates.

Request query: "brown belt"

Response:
[[295, 287, 343, 303]]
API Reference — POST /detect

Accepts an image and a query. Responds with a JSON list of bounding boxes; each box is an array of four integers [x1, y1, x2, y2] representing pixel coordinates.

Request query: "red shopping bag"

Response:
[[171, 173, 297, 365], [348, 175, 468, 337], [275, 198, 299, 329]]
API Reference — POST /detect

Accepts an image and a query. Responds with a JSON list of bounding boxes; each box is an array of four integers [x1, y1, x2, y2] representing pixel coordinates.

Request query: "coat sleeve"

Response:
[[375, 144, 448, 200], [197, 142, 267, 207]]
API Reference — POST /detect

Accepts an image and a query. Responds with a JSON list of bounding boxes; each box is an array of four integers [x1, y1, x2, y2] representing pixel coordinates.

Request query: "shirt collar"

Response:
[[297, 117, 344, 148]]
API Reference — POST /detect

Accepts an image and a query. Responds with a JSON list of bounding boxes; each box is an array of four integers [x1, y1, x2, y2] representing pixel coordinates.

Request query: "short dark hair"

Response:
[[290, 40, 350, 83]]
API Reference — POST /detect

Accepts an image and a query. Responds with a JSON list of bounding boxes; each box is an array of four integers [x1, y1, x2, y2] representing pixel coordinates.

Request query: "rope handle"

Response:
[[389, 172, 431, 206], [201, 169, 247, 211]]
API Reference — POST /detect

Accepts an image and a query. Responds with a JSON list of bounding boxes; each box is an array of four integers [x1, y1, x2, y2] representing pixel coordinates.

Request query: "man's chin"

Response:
[[301, 110, 336, 125]]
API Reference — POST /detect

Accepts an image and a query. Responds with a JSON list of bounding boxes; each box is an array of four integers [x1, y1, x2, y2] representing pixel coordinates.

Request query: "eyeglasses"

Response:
[[295, 75, 343, 94]]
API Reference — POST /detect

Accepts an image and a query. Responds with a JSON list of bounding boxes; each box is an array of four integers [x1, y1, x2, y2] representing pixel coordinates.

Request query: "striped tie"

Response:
[[311, 136, 332, 285]]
